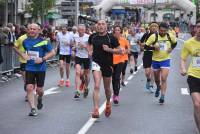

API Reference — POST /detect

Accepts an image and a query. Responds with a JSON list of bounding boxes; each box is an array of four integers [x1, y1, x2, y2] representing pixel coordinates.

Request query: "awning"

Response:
[[46, 12, 61, 19]]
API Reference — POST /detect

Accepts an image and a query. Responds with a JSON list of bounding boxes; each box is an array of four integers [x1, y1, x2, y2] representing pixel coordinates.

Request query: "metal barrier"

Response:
[[12, 49, 20, 69], [0, 45, 14, 74], [0, 43, 59, 82]]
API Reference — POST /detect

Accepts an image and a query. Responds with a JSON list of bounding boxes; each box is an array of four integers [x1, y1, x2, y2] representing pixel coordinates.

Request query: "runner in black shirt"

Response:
[[88, 20, 122, 118], [141, 22, 158, 92]]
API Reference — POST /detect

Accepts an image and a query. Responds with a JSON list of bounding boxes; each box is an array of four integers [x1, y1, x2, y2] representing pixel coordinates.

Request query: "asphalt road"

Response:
[[0, 33, 198, 134]]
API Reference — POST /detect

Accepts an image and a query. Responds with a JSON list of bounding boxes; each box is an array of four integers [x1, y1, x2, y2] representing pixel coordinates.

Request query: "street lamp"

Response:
[[153, 0, 156, 22]]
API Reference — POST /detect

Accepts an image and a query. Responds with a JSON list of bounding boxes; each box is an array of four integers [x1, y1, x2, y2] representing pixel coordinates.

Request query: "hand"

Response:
[[102, 45, 110, 52], [35, 57, 43, 64], [121, 47, 126, 54], [180, 68, 187, 76], [154, 45, 160, 51], [88, 50, 93, 57], [22, 53, 30, 61], [167, 48, 172, 54], [79, 43, 85, 49]]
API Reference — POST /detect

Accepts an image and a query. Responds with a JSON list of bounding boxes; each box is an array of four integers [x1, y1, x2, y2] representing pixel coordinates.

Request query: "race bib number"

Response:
[[192, 57, 200, 68], [92, 62, 101, 71], [27, 51, 39, 60], [159, 42, 168, 51]]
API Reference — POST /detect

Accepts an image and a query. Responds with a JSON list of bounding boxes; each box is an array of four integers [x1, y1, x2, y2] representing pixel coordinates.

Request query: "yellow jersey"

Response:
[[14, 34, 28, 63], [146, 33, 177, 61], [181, 37, 200, 78]]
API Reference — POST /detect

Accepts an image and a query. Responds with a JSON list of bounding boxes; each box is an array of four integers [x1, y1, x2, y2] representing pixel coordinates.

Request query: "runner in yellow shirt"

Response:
[[13, 34, 28, 101], [145, 22, 177, 104], [180, 20, 200, 133]]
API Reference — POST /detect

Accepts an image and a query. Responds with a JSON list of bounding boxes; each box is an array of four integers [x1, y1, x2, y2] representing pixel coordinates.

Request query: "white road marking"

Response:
[[127, 75, 134, 80], [181, 88, 190, 95], [124, 81, 128, 85], [77, 101, 108, 134], [77, 63, 143, 134], [138, 63, 143, 70], [44, 86, 60, 96]]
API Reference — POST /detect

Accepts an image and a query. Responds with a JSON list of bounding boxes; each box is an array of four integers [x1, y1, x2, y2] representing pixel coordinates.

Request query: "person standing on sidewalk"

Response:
[[180, 20, 200, 133], [88, 20, 122, 118], [21, 23, 55, 116]]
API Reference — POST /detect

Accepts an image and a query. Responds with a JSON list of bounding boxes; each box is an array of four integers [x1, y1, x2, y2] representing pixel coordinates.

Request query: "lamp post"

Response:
[[75, 0, 79, 26], [153, 0, 156, 22], [41, 0, 45, 25], [5, 0, 8, 25]]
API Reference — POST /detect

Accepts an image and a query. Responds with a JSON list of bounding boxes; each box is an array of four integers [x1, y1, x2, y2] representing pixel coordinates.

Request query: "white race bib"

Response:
[[92, 62, 101, 71], [192, 57, 200, 68], [27, 51, 39, 60], [158, 42, 168, 51]]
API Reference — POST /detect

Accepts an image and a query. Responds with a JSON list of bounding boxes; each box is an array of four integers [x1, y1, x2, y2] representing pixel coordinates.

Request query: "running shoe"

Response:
[[83, 88, 89, 98], [130, 68, 133, 74], [146, 81, 151, 89], [58, 79, 64, 87], [29, 108, 38, 116], [105, 102, 112, 117], [113, 95, 119, 104], [66, 79, 70, 87], [92, 108, 99, 118], [155, 88, 160, 97], [134, 66, 138, 72], [159, 95, 165, 104], [74, 90, 80, 99], [37, 96, 43, 110], [79, 82, 85, 92], [121, 81, 126, 87]]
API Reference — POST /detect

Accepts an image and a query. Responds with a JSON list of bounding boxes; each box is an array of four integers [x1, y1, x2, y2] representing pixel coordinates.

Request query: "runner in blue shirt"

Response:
[[21, 23, 55, 116]]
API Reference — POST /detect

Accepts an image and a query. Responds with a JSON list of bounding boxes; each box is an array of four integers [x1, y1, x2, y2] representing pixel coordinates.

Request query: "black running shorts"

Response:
[[59, 55, 71, 63], [143, 51, 153, 69], [75, 57, 90, 70], [187, 75, 200, 94], [26, 71, 46, 87]]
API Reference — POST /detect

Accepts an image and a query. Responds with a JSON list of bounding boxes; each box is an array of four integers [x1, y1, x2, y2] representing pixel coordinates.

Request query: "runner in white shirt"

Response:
[[56, 25, 73, 87], [73, 24, 90, 98]]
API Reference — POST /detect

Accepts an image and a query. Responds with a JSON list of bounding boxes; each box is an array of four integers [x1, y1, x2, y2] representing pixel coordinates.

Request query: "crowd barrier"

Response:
[[0, 45, 59, 81]]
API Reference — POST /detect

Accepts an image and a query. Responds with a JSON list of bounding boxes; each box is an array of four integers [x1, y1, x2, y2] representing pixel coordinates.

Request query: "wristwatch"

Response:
[[42, 57, 46, 62]]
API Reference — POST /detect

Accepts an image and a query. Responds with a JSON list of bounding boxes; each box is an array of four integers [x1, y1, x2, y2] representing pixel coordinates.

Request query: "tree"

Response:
[[26, 0, 56, 24]]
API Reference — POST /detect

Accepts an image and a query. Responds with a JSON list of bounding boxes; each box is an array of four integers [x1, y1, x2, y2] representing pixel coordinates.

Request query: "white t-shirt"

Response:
[[74, 33, 89, 58], [56, 32, 73, 55], [136, 32, 144, 41], [70, 32, 79, 41]]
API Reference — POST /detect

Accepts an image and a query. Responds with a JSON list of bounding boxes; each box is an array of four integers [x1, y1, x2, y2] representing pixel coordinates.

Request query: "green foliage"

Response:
[[29, 0, 56, 18]]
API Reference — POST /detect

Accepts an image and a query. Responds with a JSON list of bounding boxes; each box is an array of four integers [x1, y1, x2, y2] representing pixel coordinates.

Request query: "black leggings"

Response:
[[112, 63, 123, 96], [122, 60, 128, 76]]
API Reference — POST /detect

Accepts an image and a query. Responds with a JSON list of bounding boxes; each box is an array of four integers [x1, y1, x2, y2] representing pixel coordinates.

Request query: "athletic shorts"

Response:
[[92, 61, 112, 77], [187, 75, 200, 94], [130, 52, 138, 59], [75, 57, 90, 70], [142, 51, 153, 68], [59, 55, 71, 63], [26, 71, 46, 87], [20, 63, 26, 72], [152, 59, 170, 70]]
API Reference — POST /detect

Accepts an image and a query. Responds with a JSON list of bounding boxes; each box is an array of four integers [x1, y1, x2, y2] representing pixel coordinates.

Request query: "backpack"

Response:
[[154, 32, 173, 45]]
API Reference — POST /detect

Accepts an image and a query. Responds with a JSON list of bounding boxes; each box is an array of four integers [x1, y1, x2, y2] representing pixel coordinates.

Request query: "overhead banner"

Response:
[[128, 0, 168, 4]]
